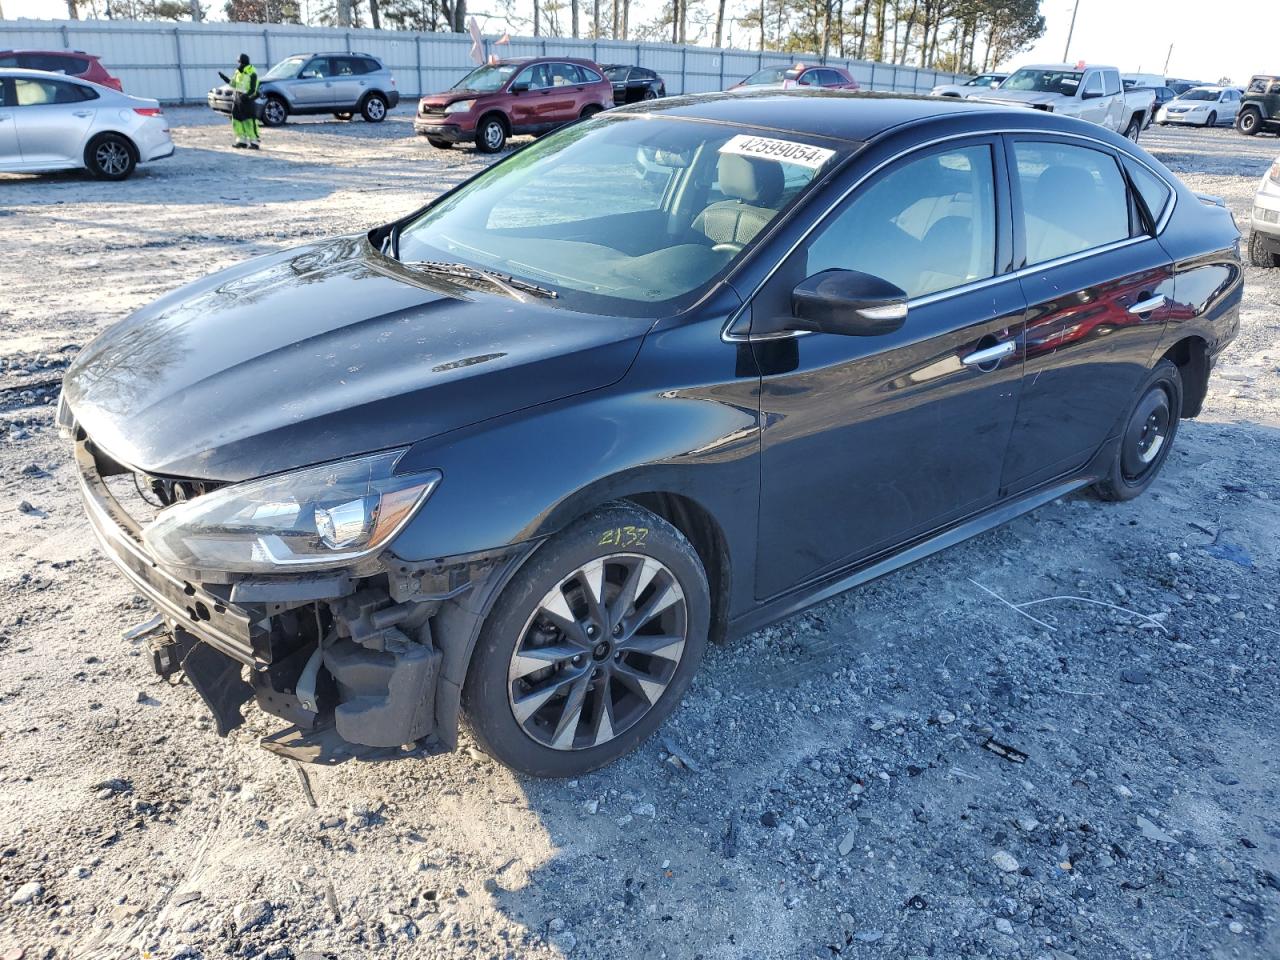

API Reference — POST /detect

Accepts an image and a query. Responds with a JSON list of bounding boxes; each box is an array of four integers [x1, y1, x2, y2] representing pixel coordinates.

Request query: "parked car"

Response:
[[1156, 86, 1242, 127], [930, 72, 1007, 97], [601, 64, 665, 103], [62, 91, 1241, 777], [1123, 81, 1176, 128], [1236, 75, 1280, 135], [415, 58, 613, 152], [730, 63, 859, 91], [0, 68, 171, 179], [208, 52, 398, 126], [0, 48, 122, 91], [1166, 79, 1208, 97], [1248, 155, 1280, 265], [966, 63, 1156, 140]]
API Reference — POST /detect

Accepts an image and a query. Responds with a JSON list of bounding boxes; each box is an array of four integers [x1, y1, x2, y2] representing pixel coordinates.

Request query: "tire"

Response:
[[580, 104, 604, 119], [642, 87, 659, 101], [261, 96, 288, 127], [1092, 360, 1182, 502], [475, 113, 507, 153], [1204, 111, 1217, 128], [360, 93, 388, 123], [1237, 108, 1261, 135], [85, 133, 136, 180], [333, 112, 353, 121], [426, 137, 453, 149], [1248, 231, 1280, 268], [1123, 115, 1141, 142], [462, 502, 710, 777]]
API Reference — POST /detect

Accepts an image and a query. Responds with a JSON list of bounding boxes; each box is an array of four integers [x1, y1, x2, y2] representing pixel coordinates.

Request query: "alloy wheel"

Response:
[[507, 554, 688, 751], [264, 99, 286, 125], [483, 120, 504, 150], [366, 97, 386, 120], [95, 141, 130, 176]]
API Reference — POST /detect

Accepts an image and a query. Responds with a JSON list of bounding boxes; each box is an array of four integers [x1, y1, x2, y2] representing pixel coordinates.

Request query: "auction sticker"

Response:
[[718, 134, 835, 170]]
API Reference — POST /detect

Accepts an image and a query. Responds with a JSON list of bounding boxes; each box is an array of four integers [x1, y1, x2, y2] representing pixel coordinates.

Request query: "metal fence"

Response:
[[0, 18, 965, 104]]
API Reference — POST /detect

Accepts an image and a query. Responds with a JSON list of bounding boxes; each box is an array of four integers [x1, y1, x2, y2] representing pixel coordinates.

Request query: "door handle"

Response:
[[961, 340, 1016, 367], [72, 110, 92, 117], [1128, 293, 1167, 315]]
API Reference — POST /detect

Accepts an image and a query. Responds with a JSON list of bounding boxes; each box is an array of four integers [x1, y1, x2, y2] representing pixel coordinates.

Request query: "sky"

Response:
[[0, 0, 1265, 85]]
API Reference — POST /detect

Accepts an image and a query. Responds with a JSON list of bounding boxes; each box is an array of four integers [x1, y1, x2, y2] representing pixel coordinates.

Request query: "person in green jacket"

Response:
[[219, 54, 261, 150]]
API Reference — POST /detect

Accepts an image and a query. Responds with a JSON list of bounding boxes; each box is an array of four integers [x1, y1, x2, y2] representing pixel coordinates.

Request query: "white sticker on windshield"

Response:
[[718, 134, 835, 170]]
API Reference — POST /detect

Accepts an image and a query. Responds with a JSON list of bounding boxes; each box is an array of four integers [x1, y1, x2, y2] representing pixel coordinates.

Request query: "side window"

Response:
[[517, 64, 552, 90], [1123, 158, 1173, 226], [304, 57, 332, 79], [1102, 70, 1120, 96], [1015, 141, 1131, 265], [1270, 81, 1280, 95], [1083, 72, 1103, 97], [549, 63, 581, 86], [0, 55, 18, 67], [581, 67, 604, 83], [357, 58, 379, 75], [806, 144, 998, 300], [14, 78, 92, 105]]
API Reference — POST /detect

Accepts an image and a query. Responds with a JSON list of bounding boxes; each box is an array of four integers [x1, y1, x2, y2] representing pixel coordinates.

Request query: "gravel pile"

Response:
[[0, 115, 1276, 959]]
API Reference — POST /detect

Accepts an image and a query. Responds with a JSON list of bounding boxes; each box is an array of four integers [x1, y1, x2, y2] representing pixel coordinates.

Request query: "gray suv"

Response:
[[207, 52, 400, 126]]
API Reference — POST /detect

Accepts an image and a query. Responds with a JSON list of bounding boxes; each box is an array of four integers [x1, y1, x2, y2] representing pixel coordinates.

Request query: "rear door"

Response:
[[328, 56, 368, 108], [11, 77, 97, 166], [541, 62, 585, 125], [751, 137, 1025, 599], [1000, 135, 1176, 494]]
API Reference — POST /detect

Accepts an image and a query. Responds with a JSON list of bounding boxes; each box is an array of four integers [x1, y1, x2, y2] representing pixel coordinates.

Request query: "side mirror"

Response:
[[783, 269, 908, 336], [300, 70, 319, 79], [510, 81, 529, 94], [1081, 89, 1103, 100]]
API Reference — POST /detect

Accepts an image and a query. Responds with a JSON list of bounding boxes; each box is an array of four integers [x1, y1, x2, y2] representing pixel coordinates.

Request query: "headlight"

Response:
[[444, 99, 476, 114], [143, 449, 440, 574]]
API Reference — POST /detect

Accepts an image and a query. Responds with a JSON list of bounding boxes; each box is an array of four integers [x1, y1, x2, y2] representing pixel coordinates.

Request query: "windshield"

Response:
[[395, 117, 848, 316], [264, 56, 308, 81], [602, 65, 628, 81], [1002, 68, 1083, 96], [966, 75, 999, 87], [451, 62, 520, 93], [742, 66, 789, 86], [1178, 88, 1219, 101]]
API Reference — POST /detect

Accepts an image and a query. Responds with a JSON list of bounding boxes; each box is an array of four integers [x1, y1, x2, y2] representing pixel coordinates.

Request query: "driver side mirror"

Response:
[[1081, 89, 1103, 100], [510, 81, 529, 94], [300, 70, 319, 79], [778, 270, 908, 337]]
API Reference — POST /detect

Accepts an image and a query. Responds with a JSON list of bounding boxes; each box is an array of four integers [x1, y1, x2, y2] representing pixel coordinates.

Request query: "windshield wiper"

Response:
[[401, 260, 559, 301]]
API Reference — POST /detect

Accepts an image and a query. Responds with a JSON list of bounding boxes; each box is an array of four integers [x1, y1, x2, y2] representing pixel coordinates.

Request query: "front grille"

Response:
[[420, 103, 444, 116]]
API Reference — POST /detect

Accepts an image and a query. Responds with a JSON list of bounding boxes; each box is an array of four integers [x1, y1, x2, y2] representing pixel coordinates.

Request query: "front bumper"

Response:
[[1159, 109, 1210, 124], [207, 93, 233, 115], [1252, 178, 1280, 238], [413, 116, 472, 142]]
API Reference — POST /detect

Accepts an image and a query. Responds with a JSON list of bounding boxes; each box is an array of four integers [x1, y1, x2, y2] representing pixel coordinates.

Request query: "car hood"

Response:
[[966, 89, 1057, 107], [64, 236, 653, 482], [419, 90, 492, 108]]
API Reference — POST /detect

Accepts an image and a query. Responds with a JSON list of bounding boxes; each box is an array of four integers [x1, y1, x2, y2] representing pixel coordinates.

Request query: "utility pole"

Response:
[[1062, 0, 1081, 62], [1162, 43, 1173, 75]]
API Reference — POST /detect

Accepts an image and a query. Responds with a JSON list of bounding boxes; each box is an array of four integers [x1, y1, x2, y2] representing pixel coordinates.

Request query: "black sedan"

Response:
[[61, 91, 1241, 777], [602, 63, 665, 103]]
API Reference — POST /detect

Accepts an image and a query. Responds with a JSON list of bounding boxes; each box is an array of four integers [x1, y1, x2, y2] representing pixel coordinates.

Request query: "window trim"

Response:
[[724, 127, 1176, 343]]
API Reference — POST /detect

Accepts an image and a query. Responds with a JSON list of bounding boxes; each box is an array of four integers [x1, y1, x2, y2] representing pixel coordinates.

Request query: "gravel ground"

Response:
[[1, 112, 1278, 960]]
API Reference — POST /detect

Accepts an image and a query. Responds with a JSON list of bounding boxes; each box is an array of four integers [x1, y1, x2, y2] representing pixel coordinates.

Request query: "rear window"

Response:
[[20, 52, 88, 74], [1124, 158, 1173, 226], [14, 77, 97, 105]]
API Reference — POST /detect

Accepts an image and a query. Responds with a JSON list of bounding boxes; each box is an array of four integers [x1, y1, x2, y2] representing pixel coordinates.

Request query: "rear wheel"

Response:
[[86, 133, 136, 180], [642, 88, 659, 101], [262, 96, 288, 126], [476, 114, 507, 153], [1123, 115, 1142, 141], [463, 503, 710, 777], [1204, 110, 1217, 128], [580, 104, 604, 119], [1093, 360, 1182, 502], [1237, 108, 1262, 135], [360, 93, 388, 122], [1248, 231, 1280, 267]]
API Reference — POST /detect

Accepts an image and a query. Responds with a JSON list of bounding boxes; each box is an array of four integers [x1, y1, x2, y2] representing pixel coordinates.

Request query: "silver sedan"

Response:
[[0, 68, 174, 180]]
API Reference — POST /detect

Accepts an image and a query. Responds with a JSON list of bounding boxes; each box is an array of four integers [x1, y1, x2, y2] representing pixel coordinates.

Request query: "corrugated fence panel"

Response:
[[0, 18, 965, 103]]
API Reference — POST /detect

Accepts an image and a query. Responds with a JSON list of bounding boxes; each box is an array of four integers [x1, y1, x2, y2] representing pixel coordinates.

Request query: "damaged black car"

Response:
[[62, 90, 1241, 777]]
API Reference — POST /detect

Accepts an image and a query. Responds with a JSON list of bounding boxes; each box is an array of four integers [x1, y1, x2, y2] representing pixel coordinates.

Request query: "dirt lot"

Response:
[[1, 110, 1278, 960]]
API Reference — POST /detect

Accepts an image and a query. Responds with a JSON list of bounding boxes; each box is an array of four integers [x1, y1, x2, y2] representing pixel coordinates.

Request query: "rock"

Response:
[[760, 811, 778, 828], [631, 802, 656, 818], [838, 828, 858, 857], [92, 778, 131, 795], [549, 931, 577, 954], [232, 898, 272, 931], [9, 881, 42, 905], [995, 918, 1014, 935], [583, 799, 598, 815], [1136, 815, 1177, 844], [1229, 921, 1244, 934], [992, 851, 1020, 873], [17, 501, 47, 518], [1120, 668, 1152, 685], [854, 930, 883, 943], [1114, 784, 1134, 799], [482, 877, 500, 894], [936, 710, 956, 725]]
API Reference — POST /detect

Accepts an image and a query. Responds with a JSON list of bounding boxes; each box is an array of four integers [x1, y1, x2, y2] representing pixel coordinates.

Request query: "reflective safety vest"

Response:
[[231, 65, 258, 97]]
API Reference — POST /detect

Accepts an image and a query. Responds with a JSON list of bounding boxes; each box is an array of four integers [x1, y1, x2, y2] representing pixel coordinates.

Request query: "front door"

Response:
[[751, 139, 1025, 600], [292, 57, 337, 107], [1000, 137, 1175, 494], [11, 77, 96, 166]]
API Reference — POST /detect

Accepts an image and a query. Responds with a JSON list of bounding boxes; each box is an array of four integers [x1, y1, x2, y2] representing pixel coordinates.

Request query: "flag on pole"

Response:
[[496, 32, 511, 45], [468, 17, 485, 65]]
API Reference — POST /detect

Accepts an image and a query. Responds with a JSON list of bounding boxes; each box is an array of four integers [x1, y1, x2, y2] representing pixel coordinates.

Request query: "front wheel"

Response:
[[1093, 360, 1182, 502], [1237, 109, 1261, 135], [261, 97, 288, 126], [475, 114, 507, 153], [1204, 111, 1217, 128], [360, 93, 388, 122], [1249, 231, 1280, 267], [462, 503, 710, 777], [86, 134, 136, 180]]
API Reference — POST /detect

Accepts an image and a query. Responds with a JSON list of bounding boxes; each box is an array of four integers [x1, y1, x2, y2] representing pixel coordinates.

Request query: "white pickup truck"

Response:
[[964, 63, 1156, 141]]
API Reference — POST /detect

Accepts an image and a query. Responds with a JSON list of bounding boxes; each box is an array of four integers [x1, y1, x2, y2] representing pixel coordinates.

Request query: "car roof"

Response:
[[614, 89, 1017, 143], [0, 67, 93, 80], [1019, 63, 1117, 72], [287, 51, 380, 58], [0, 48, 97, 56], [492, 57, 600, 66]]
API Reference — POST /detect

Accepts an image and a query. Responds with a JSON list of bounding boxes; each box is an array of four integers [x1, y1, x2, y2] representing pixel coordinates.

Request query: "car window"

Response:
[[635, 68, 655, 80], [517, 64, 552, 90], [13, 77, 94, 105], [303, 57, 333, 79], [333, 57, 367, 76], [818, 69, 842, 85], [581, 67, 604, 83], [549, 63, 582, 86], [1102, 70, 1120, 96], [1015, 142, 1130, 265], [806, 144, 997, 300], [1083, 72, 1103, 97], [0, 81, 12, 107], [1123, 158, 1173, 226]]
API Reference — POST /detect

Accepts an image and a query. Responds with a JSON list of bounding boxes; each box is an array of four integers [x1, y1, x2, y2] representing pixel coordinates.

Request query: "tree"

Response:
[[225, 0, 301, 21]]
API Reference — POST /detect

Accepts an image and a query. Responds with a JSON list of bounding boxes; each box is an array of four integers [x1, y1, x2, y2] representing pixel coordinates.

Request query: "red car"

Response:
[[731, 63, 859, 91], [0, 49, 122, 91], [415, 57, 614, 153]]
